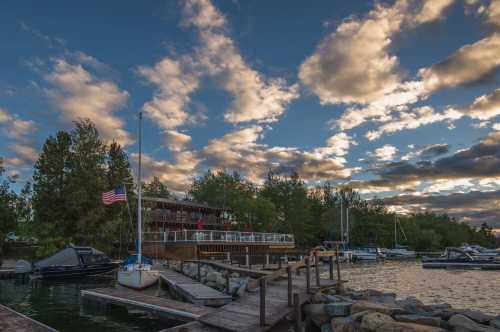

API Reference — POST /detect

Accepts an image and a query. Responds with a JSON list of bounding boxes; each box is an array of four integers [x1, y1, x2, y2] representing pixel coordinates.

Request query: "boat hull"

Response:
[[117, 269, 159, 290], [33, 263, 117, 280], [422, 259, 500, 270]]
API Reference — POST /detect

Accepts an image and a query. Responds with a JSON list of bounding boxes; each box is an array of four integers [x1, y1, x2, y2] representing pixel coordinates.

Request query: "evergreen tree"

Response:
[[143, 176, 170, 198], [0, 160, 18, 256]]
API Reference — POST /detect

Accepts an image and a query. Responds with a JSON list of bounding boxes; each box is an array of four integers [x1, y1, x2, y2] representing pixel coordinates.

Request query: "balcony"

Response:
[[143, 230, 294, 245]]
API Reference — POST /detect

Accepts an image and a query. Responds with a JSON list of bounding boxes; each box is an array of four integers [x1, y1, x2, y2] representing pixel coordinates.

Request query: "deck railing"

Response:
[[143, 230, 294, 244]]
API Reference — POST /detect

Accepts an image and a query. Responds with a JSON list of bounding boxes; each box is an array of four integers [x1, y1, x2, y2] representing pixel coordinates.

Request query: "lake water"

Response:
[[324, 260, 500, 315], [0, 260, 499, 332], [0, 276, 180, 332]]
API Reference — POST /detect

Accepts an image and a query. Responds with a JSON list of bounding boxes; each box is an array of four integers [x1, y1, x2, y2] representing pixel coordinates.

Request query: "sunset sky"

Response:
[[1, 0, 499, 227]]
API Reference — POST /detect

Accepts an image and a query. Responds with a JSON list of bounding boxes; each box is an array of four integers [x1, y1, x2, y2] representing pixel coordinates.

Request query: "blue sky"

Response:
[[1, 0, 500, 226]]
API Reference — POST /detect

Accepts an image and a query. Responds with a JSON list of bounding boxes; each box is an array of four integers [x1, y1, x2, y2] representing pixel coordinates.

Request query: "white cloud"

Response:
[[419, 33, 500, 93], [484, 0, 500, 28], [165, 130, 193, 152], [183, 0, 299, 124], [373, 144, 399, 161], [365, 106, 463, 140], [138, 56, 201, 130], [10, 143, 38, 163], [314, 132, 357, 157], [414, 0, 455, 24], [467, 88, 500, 120], [45, 58, 132, 146]]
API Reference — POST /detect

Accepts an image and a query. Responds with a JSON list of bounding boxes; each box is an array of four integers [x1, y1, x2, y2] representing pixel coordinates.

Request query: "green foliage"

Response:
[[0, 161, 18, 256], [143, 177, 170, 198], [31, 119, 134, 257]]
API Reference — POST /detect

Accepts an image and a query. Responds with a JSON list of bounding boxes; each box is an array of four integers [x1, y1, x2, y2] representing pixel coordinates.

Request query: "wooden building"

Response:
[[141, 197, 296, 261]]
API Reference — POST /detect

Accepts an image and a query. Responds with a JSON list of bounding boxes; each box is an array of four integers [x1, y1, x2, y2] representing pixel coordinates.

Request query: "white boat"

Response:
[[117, 112, 159, 290], [118, 264, 159, 290], [351, 247, 382, 261], [385, 245, 417, 259]]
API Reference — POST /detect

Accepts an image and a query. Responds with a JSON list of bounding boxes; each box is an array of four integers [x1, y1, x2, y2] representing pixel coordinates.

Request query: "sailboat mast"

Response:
[[340, 198, 344, 245], [137, 112, 143, 265], [394, 215, 397, 248], [346, 207, 349, 245]]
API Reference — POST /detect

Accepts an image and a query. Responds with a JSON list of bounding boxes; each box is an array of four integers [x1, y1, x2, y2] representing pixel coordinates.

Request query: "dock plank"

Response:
[[160, 269, 232, 306], [0, 304, 57, 332], [81, 287, 214, 321]]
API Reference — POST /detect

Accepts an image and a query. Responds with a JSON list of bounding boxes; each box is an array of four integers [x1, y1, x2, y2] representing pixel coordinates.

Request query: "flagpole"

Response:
[[137, 112, 143, 265], [123, 184, 134, 255]]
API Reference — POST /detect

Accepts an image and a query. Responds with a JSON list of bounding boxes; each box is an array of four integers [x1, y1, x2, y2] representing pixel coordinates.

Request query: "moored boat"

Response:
[[422, 247, 500, 270], [32, 246, 116, 280], [384, 245, 417, 259]]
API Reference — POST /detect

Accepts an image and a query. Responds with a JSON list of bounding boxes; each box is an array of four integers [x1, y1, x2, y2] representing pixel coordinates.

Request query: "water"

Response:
[[324, 260, 500, 315], [0, 276, 180, 332]]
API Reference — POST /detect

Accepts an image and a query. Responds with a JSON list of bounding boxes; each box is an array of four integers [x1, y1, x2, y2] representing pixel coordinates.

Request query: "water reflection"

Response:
[[323, 260, 500, 315], [0, 276, 179, 332]]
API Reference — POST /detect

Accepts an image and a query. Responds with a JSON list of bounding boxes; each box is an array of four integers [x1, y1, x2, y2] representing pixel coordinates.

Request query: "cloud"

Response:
[[408, 143, 450, 160], [45, 58, 132, 146], [319, 132, 358, 157], [484, 0, 500, 29], [414, 0, 455, 24], [365, 106, 463, 140], [419, 33, 500, 93], [10, 143, 38, 163], [372, 144, 399, 161], [165, 130, 193, 152], [183, 0, 299, 124], [466, 88, 500, 120], [134, 151, 201, 194], [138, 56, 201, 130], [383, 190, 500, 227], [202, 126, 354, 184], [0, 108, 37, 140]]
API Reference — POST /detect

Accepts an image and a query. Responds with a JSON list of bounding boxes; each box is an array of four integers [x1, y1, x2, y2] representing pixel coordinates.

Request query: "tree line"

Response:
[[0, 119, 497, 259]]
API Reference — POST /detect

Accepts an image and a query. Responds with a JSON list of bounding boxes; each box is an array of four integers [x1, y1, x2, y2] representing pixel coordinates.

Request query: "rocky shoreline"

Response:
[[304, 288, 500, 332]]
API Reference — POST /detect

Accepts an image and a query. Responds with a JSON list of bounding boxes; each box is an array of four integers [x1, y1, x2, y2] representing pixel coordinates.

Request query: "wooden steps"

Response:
[[160, 269, 232, 307]]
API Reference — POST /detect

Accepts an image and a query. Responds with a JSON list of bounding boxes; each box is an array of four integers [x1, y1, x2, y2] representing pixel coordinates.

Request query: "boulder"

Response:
[[303, 303, 329, 327], [325, 302, 352, 317], [230, 272, 240, 278], [236, 277, 249, 297], [349, 289, 397, 304], [396, 297, 427, 315], [326, 294, 354, 303], [454, 309, 495, 325], [491, 316, 500, 329], [313, 292, 329, 303], [321, 322, 333, 332], [448, 314, 496, 332], [351, 300, 406, 316], [206, 271, 220, 282], [331, 311, 368, 332], [394, 314, 442, 327], [361, 312, 445, 332]]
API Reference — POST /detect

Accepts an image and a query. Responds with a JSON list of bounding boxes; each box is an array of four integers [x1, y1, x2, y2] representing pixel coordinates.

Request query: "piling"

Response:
[[259, 278, 266, 327]]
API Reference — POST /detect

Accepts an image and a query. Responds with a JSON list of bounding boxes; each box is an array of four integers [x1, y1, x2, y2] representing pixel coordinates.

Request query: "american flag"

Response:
[[102, 186, 127, 205]]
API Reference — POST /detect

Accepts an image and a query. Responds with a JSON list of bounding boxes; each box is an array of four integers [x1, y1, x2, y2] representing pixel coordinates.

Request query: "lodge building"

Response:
[[141, 197, 296, 260]]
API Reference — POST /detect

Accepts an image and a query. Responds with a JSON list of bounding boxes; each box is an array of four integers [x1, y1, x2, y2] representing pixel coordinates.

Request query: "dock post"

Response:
[[294, 293, 302, 332], [245, 247, 249, 267], [287, 266, 292, 307], [305, 257, 311, 294], [314, 251, 320, 287], [265, 253, 270, 266], [260, 278, 266, 327], [329, 256, 334, 280], [226, 272, 230, 294], [197, 260, 201, 281], [226, 251, 230, 262], [335, 245, 342, 292], [278, 256, 282, 269]]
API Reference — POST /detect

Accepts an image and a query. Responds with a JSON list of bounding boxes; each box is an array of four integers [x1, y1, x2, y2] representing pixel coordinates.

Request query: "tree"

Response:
[[143, 177, 170, 198], [0, 160, 17, 257]]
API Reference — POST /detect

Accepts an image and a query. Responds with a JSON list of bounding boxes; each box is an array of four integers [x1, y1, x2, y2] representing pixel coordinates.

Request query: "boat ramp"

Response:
[[0, 304, 58, 332]]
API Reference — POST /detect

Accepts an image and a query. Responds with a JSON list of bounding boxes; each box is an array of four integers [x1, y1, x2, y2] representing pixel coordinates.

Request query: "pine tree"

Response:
[[143, 176, 170, 198]]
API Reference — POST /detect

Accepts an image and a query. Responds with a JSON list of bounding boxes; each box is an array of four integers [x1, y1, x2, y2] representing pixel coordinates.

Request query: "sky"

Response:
[[0, 0, 499, 228]]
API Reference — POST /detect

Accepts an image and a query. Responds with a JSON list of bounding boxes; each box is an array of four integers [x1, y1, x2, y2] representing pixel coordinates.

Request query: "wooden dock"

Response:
[[81, 287, 214, 321], [186, 260, 273, 278], [0, 304, 58, 332], [160, 269, 232, 307]]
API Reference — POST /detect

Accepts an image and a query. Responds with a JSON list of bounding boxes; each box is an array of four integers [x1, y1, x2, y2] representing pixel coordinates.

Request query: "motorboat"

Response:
[[384, 245, 417, 259], [32, 246, 116, 279], [461, 244, 500, 259], [351, 246, 384, 261], [422, 247, 500, 270], [117, 112, 159, 290]]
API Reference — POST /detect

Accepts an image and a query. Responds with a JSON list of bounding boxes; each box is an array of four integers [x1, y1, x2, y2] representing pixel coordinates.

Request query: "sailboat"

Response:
[[385, 216, 416, 259], [117, 112, 159, 289]]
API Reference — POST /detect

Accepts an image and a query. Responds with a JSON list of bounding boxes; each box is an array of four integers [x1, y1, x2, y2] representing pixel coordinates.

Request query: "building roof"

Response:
[[142, 196, 229, 212]]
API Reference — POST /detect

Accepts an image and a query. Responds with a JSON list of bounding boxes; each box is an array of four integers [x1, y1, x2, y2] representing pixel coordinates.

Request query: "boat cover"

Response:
[[35, 247, 80, 267]]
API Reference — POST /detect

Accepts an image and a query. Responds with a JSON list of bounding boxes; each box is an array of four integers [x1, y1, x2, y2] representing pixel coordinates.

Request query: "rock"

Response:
[[206, 271, 220, 282], [236, 277, 248, 297], [206, 281, 217, 288], [491, 316, 500, 329], [448, 314, 496, 332], [321, 322, 333, 332], [360, 312, 394, 331], [394, 314, 442, 327], [351, 300, 406, 316], [396, 297, 428, 315], [361, 312, 445, 332], [331, 311, 368, 332], [230, 272, 240, 278], [349, 289, 397, 304], [303, 303, 329, 327], [313, 292, 329, 303], [454, 309, 495, 325], [325, 302, 352, 317], [325, 294, 354, 303]]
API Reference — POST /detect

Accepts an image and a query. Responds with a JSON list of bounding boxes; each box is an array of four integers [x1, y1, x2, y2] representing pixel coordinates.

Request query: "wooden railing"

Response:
[[143, 230, 294, 244]]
